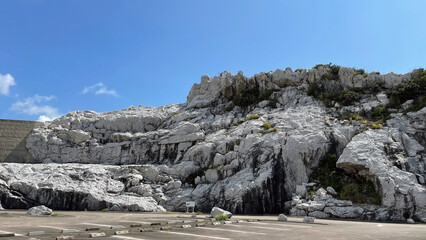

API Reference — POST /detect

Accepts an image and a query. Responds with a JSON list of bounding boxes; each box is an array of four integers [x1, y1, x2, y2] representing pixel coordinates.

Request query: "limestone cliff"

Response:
[[0, 64, 424, 221]]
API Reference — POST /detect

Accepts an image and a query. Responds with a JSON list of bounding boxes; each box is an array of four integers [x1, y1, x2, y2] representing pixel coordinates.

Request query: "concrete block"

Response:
[[61, 229, 79, 233], [130, 224, 142, 227], [212, 222, 221, 225], [114, 230, 129, 235], [85, 227, 100, 231], [181, 224, 192, 228], [160, 226, 171, 231], [28, 231, 45, 236], [139, 228, 154, 232], [0, 233, 15, 237], [110, 225, 125, 229], [196, 223, 205, 227], [90, 232, 106, 238], [56, 236, 75, 240]]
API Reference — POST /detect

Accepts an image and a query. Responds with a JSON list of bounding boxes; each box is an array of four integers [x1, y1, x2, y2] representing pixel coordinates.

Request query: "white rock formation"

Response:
[[211, 207, 232, 219], [337, 129, 426, 221], [0, 65, 422, 221], [27, 205, 52, 215], [0, 163, 165, 212]]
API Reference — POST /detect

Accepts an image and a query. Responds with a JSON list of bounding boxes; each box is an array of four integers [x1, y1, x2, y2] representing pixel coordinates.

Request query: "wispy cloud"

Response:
[[0, 73, 16, 96], [10, 95, 60, 122], [81, 82, 118, 97]]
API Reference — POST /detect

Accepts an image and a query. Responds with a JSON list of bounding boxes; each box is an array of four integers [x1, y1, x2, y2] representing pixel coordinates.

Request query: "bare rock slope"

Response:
[[0, 64, 424, 221]]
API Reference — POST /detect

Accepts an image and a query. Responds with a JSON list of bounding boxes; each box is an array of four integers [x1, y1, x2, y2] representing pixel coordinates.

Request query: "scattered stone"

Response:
[[326, 186, 337, 195], [278, 214, 288, 221], [211, 207, 232, 219], [0, 203, 4, 211], [296, 185, 307, 197], [27, 205, 52, 216], [407, 218, 415, 224], [303, 216, 315, 223], [308, 211, 329, 219]]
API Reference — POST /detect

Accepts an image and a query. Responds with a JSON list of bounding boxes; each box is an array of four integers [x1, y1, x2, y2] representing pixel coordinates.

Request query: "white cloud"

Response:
[[0, 73, 16, 96], [10, 95, 60, 122], [81, 82, 118, 97]]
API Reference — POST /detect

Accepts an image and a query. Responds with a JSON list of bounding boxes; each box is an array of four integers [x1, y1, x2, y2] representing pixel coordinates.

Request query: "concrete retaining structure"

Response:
[[0, 119, 41, 163]]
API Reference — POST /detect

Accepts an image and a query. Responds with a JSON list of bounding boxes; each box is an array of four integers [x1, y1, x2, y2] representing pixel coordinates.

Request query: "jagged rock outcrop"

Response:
[[0, 65, 424, 222], [0, 163, 165, 212]]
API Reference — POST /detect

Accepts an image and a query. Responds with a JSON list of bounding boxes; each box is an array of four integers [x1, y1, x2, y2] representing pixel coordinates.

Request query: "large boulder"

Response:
[[27, 205, 52, 216], [278, 214, 288, 221], [303, 216, 315, 223], [337, 129, 426, 221], [211, 207, 232, 219]]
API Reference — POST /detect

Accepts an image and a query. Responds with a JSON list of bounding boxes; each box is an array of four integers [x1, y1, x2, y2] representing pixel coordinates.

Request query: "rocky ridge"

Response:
[[0, 64, 424, 222]]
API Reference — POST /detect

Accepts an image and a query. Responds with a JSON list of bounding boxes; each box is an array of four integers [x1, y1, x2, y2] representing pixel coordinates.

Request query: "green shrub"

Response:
[[102, 209, 108, 212], [372, 106, 388, 119], [338, 113, 365, 121], [262, 121, 271, 129], [403, 95, 426, 113], [308, 84, 360, 107], [353, 68, 368, 77], [307, 83, 322, 99], [225, 105, 234, 112], [340, 182, 381, 205], [313, 63, 330, 69], [215, 214, 228, 221], [320, 64, 340, 81], [233, 84, 277, 107], [260, 127, 278, 134], [309, 153, 381, 205], [387, 68, 426, 109], [295, 68, 304, 72], [245, 114, 261, 121]]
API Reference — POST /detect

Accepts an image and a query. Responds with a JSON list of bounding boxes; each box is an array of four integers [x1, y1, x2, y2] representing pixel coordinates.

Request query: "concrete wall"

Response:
[[0, 119, 41, 163]]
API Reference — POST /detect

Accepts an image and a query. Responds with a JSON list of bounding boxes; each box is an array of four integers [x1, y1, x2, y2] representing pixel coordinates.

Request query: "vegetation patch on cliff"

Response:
[[387, 68, 426, 111], [308, 84, 361, 107], [233, 84, 277, 107], [309, 153, 381, 205]]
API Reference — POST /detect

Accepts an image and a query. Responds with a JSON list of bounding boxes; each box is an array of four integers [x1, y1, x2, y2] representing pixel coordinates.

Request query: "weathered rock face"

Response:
[[337, 128, 426, 221], [0, 66, 424, 222], [0, 163, 165, 212]]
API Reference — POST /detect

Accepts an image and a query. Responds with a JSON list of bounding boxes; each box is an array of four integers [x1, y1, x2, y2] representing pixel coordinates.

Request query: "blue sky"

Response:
[[0, 0, 425, 121]]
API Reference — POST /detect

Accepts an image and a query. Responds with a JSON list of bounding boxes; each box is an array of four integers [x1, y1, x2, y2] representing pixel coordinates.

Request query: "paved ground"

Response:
[[0, 210, 425, 240]]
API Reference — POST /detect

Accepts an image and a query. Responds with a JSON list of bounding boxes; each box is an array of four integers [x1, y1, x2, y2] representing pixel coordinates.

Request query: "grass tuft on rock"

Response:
[[215, 214, 228, 221]]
